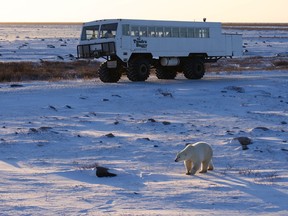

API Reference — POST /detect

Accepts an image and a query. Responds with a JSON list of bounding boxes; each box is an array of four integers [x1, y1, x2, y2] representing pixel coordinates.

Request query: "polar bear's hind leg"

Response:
[[208, 160, 214, 171]]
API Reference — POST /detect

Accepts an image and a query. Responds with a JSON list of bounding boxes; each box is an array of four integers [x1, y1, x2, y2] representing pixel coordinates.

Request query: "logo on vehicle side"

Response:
[[133, 37, 147, 48]]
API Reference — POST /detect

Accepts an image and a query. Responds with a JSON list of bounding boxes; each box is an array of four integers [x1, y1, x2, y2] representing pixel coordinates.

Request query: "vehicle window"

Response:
[[139, 26, 148, 37], [180, 27, 187, 38], [156, 27, 164, 37], [100, 23, 118, 38], [81, 25, 99, 40], [164, 27, 171, 37], [202, 28, 210, 38], [148, 26, 156, 37], [172, 27, 179, 37], [131, 26, 139, 36], [187, 28, 194, 38], [122, 24, 130, 36]]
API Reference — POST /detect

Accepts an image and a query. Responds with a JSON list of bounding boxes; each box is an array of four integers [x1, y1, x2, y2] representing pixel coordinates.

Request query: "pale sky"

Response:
[[1, 0, 287, 23]]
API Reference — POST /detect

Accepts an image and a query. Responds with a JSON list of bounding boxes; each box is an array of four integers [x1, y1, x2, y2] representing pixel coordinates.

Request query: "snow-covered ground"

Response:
[[0, 23, 80, 62], [1, 71, 288, 215], [0, 23, 288, 215]]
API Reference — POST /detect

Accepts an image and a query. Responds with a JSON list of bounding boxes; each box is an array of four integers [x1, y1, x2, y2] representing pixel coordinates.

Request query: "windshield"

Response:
[[100, 23, 118, 38], [81, 25, 99, 40]]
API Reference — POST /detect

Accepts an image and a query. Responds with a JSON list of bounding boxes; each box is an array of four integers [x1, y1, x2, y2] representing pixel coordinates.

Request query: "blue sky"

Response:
[[1, 0, 287, 23]]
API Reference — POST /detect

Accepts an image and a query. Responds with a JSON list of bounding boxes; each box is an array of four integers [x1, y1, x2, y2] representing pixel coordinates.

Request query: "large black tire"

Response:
[[155, 66, 177, 79], [183, 59, 205, 79], [98, 62, 122, 83], [127, 58, 150, 81]]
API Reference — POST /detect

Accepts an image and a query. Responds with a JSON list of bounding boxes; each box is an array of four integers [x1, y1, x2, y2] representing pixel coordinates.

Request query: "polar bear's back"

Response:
[[189, 142, 213, 160]]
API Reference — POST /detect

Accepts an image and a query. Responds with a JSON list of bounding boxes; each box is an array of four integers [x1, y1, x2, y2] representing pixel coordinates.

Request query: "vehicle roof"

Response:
[[82, 18, 221, 28]]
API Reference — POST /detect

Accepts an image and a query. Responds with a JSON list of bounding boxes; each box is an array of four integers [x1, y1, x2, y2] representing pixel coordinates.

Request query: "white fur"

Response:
[[175, 142, 214, 175]]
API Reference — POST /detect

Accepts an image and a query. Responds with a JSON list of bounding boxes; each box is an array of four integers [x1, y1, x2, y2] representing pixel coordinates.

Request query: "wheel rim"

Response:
[[139, 64, 148, 75]]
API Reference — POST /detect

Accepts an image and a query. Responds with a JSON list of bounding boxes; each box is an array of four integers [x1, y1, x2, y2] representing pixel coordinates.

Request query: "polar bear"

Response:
[[175, 142, 214, 175]]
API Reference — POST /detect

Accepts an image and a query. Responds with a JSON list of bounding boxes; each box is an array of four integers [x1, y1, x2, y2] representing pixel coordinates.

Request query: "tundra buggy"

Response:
[[77, 19, 242, 82]]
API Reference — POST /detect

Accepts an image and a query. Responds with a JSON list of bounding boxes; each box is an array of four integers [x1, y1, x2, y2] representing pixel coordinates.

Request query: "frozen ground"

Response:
[[0, 71, 288, 215], [0, 23, 80, 62]]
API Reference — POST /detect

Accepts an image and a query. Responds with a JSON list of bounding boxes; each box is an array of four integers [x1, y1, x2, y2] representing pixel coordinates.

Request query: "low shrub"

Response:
[[0, 60, 100, 82]]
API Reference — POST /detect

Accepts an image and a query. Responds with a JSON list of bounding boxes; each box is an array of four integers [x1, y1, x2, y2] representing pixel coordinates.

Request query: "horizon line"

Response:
[[0, 21, 287, 26]]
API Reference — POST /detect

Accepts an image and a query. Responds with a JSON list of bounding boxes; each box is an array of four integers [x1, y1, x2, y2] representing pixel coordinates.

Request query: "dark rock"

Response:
[[29, 128, 38, 133], [242, 145, 249, 150], [281, 121, 287, 125], [39, 126, 52, 131], [148, 118, 156, 123], [224, 86, 245, 93], [10, 84, 23, 88], [253, 127, 269, 131], [234, 137, 253, 145], [112, 94, 121, 98], [49, 105, 57, 111], [57, 55, 64, 60], [96, 166, 117, 177], [47, 44, 55, 48], [105, 133, 115, 138], [233, 137, 252, 150], [162, 121, 171, 125]]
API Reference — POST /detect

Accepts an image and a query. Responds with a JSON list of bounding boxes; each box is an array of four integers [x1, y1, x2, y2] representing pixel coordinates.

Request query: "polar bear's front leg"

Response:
[[184, 160, 192, 175], [190, 162, 201, 175]]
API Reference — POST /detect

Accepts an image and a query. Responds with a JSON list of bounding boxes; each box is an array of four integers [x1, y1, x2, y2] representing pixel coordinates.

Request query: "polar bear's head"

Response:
[[174, 145, 193, 162]]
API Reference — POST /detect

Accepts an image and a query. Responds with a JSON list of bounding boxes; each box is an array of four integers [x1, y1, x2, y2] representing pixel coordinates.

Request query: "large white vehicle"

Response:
[[77, 19, 242, 82]]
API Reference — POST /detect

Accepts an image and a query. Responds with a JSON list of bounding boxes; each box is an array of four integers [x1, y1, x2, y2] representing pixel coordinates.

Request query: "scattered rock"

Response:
[[103, 98, 109, 102], [65, 105, 72, 109], [96, 166, 117, 177], [39, 126, 52, 131], [57, 55, 64, 60], [112, 94, 121, 98], [224, 86, 245, 93], [29, 128, 38, 133], [153, 144, 159, 148], [233, 137, 253, 145], [232, 136, 253, 150], [47, 44, 55, 48], [89, 112, 97, 116], [253, 127, 269, 131], [29, 127, 52, 133], [281, 148, 288, 152], [162, 121, 171, 125], [105, 133, 115, 138], [79, 96, 88, 100], [281, 121, 287, 125], [10, 84, 23, 88], [158, 89, 173, 97], [148, 118, 156, 123], [276, 52, 288, 57], [114, 121, 119, 125], [49, 105, 57, 111]]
